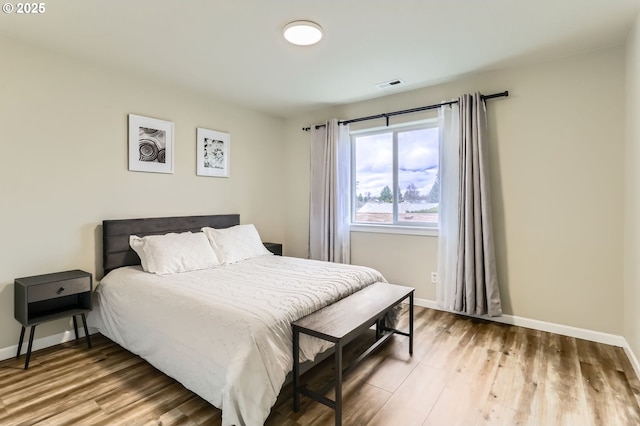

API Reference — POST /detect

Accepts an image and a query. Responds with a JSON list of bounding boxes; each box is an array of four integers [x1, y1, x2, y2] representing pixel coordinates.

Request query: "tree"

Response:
[[357, 193, 364, 203], [426, 173, 440, 203], [397, 186, 404, 203], [404, 183, 420, 201], [379, 185, 393, 203]]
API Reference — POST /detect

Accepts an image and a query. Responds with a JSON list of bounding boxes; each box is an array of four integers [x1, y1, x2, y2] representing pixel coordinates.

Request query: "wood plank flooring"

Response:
[[1, 306, 639, 425]]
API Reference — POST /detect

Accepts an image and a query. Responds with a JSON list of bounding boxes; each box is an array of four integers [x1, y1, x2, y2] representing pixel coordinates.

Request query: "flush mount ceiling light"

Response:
[[283, 20, 323, 46]]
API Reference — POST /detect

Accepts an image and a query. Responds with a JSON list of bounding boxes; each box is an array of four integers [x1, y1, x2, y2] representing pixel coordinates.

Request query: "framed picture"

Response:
[[197, 128, 230, 177], [128, 114, 174, 174]]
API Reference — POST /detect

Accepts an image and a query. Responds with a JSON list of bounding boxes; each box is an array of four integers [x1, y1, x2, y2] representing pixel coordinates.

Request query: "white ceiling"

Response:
[[2, 0, 639, 117]]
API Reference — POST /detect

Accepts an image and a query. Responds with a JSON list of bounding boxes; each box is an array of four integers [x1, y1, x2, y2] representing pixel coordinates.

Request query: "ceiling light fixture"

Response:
[[283, 20, 323, 46]]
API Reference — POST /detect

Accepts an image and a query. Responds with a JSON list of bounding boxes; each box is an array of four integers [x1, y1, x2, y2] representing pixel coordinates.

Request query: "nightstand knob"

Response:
[[57, 287, 65, 294]]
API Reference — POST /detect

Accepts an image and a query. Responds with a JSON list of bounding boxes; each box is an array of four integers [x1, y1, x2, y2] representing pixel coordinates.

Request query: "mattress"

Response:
[[87, 255, 386, 426]]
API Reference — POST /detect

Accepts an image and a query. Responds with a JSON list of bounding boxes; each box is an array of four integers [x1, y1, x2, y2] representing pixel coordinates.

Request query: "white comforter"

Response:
[[88, 255, 386, 426]]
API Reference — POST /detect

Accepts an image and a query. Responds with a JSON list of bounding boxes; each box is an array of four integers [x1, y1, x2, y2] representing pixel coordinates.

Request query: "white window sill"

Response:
[[350, 223, 439, 237]]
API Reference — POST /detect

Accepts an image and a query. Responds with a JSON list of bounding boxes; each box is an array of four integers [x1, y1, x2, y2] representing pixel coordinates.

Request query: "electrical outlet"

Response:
[[431, 272, 438, 284]]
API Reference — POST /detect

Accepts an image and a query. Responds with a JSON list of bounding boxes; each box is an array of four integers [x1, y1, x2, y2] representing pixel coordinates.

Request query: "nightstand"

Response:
[[263, 242, 283, 256], [14, 269, 93, 369]]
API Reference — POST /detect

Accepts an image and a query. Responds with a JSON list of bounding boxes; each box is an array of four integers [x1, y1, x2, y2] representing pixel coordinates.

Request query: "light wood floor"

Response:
[[1, 306, 639, 425]]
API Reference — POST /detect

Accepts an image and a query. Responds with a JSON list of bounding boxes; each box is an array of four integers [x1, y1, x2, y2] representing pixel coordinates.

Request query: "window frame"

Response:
[[350, 119, 440, 234]]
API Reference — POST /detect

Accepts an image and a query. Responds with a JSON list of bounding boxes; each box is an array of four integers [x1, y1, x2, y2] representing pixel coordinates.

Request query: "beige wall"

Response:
[[625, 16, 640, 361], [285, 46, 626, 334], [351, 232, 438, 300], [0, 35, 286, 350]]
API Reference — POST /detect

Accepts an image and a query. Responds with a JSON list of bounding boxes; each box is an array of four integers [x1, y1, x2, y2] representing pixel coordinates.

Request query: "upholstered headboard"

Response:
[[102, 214, 240, 276]]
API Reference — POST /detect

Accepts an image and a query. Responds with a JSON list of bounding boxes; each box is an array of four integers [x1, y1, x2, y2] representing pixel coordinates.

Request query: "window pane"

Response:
[[398, 127, 439, 223], [354, 133, 393, 224]]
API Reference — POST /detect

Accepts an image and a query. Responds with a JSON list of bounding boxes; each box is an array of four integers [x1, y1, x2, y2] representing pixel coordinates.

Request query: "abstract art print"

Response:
[[197, 128, 230, 177], [128, 114, 174, 174]]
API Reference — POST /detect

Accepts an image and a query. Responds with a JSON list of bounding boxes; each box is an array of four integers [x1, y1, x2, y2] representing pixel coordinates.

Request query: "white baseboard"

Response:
[[413, 297, 625, 346], [0, 327, 97, 363], [413, 297, 640, 379]]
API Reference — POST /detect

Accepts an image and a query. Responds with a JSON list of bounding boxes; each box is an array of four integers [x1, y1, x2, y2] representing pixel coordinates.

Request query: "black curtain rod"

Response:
[[302, 90, 509, 131]]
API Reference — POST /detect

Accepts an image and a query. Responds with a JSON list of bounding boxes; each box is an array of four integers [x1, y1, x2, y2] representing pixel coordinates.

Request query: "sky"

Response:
[[354, 127, 439, 199]]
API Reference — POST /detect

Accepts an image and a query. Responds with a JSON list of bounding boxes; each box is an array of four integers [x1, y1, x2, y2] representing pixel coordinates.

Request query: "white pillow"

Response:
[[129, 232, 220, 274], [129, 235, 151, 272], [202, 224, 271, 264]]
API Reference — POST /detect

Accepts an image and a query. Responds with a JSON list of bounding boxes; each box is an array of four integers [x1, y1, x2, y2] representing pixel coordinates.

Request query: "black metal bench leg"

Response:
[[376, 318, 383, 340], [16, 326, 26, 359], [81, 313, 92, 348], [335, 342, 343, 426], [24, 325, 36, 369], [409, 292, 414, 355], [293, 328, 300, 411]]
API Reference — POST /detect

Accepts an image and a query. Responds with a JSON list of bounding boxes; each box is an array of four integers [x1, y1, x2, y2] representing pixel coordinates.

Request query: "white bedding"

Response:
[[88, 255, 386, 426]]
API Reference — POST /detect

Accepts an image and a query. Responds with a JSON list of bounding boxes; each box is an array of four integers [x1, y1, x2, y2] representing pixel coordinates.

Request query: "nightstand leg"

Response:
[[72, 315, 79, 340], [24, 325, 36, 370], [81, 313, 92, 348], [16, 326, 25, 358]]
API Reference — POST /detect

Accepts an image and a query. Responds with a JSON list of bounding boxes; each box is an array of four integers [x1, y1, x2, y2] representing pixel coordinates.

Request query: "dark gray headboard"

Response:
[[103, 214, 240, 276]]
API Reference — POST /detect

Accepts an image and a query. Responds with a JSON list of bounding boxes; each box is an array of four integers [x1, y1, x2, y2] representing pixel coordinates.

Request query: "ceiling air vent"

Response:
[[376, 79, 405, 89]]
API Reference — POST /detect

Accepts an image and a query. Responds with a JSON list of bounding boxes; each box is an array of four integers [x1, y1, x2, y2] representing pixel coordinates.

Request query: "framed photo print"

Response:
[[197, 128, 230, 177], [128, 114, 174, 174]]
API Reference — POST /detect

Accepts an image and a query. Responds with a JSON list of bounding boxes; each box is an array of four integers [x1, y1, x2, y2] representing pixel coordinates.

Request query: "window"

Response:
[[351, 121, 439, 229]]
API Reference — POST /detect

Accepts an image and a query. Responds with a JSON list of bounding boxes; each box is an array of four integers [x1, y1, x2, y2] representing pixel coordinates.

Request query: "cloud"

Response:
[[398, 127, 438, 171], [355, 171, 391, 195], [355, 134, 392, 173]]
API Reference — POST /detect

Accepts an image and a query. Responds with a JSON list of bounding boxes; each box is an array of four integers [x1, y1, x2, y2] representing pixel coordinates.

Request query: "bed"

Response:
[[88, 214, 389, 426]]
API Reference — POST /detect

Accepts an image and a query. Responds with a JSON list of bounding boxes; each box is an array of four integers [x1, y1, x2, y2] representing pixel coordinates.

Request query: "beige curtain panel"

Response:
[[309, 119, 351, 263], [455, 93, 502, 317]]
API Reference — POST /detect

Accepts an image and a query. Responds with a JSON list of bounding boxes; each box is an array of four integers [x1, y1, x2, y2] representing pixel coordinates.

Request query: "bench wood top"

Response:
[[292, 282, 414, 342]]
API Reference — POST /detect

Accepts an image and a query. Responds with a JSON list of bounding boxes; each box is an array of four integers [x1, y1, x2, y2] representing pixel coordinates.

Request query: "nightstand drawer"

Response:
[[28, 277, 91, 303]]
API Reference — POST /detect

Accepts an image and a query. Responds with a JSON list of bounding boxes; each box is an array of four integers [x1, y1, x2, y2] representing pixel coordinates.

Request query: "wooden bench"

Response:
[[292, 282, 414, 426]]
